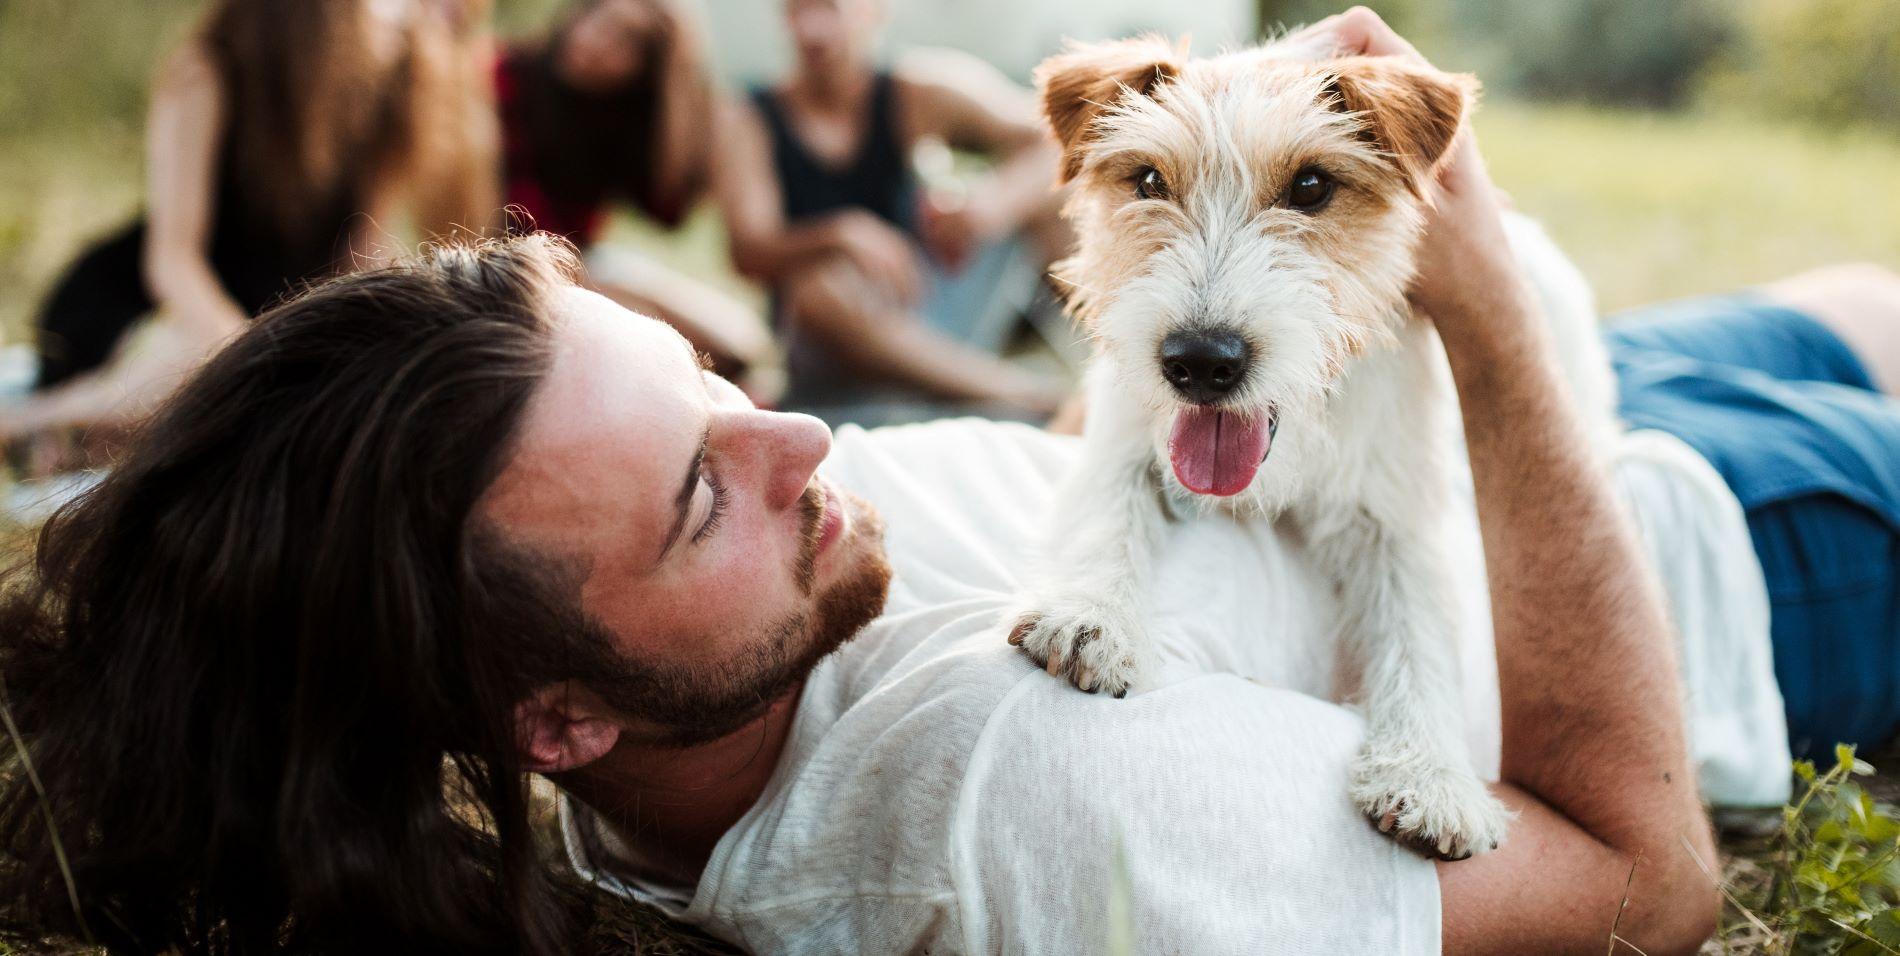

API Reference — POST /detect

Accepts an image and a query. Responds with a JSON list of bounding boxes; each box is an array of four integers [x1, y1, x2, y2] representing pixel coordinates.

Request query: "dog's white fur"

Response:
[[1011, 38, 1618, 859]]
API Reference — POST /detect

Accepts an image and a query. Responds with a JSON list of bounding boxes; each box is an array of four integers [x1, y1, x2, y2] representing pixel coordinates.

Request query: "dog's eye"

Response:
[[1134, 167, 1169, 201], [1286, 168, 1335, 212]]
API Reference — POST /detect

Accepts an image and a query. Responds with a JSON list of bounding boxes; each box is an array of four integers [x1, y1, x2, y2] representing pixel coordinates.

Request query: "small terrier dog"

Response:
[[1009, 36, 1617, 859]]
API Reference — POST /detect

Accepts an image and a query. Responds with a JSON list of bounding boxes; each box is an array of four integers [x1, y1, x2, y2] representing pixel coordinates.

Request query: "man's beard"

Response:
[[583, 485, 891, 746]]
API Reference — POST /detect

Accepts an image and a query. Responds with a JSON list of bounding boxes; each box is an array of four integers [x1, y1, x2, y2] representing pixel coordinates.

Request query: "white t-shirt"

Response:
[[562, 417, 1786, 954]]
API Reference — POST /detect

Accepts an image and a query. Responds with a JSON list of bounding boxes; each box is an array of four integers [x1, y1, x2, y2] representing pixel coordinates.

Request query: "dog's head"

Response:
[[1038, 38, 1475, 500]]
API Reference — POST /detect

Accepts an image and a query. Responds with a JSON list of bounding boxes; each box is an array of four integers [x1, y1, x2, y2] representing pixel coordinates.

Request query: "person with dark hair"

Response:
[[0, 0, 497, 462], [499, 0, 773, 386]]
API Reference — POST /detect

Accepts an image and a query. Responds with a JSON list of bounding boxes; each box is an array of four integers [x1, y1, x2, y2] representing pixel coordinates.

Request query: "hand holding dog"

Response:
[[1293, 8, 1537, 353]]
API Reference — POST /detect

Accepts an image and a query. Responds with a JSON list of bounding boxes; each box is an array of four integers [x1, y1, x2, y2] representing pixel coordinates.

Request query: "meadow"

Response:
[[7, 99, 1900, 344], [4, 0, 1900, 952]]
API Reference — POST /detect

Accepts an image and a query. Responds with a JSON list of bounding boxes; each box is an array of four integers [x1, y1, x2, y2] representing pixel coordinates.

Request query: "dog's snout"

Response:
[[1159, 329, 1250, 404]]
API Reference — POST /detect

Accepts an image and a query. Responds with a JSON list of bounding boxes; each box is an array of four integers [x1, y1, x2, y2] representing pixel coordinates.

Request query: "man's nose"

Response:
[[732, 409, 832, 511]]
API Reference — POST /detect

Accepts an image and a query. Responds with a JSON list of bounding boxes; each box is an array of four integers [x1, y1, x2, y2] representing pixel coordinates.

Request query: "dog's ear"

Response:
[[1035, 35, 1186, 183], [1325, 56, 1478, 194]]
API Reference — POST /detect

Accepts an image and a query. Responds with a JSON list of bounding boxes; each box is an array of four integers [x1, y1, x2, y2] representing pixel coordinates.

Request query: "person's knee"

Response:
[[782, 258, 879, 338]]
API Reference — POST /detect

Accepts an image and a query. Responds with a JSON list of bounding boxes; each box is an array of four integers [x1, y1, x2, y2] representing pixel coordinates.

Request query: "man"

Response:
[[713, 0, 1069, 423], [5, 11, 1898, 955]]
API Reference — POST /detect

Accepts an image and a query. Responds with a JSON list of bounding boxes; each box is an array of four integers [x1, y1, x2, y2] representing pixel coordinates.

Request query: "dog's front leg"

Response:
[[1302, 502, 1512, 860], [1010, 367, 1169, 697]]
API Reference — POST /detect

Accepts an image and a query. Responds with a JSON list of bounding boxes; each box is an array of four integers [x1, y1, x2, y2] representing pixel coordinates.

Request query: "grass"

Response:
[[1709, 747, 1900, 955], [5, 20, 1900, 951], [7, 101, 1900, 344], [1475, 101, 1900, 313]]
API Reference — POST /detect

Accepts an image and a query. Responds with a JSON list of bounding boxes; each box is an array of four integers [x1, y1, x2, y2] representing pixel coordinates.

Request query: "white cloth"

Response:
[[1611, 430, 1789, 807], [562, 417, 1785, 953]]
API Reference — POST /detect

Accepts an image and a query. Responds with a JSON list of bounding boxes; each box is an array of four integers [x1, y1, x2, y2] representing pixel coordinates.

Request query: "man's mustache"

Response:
[[794, 480, 825, 593]]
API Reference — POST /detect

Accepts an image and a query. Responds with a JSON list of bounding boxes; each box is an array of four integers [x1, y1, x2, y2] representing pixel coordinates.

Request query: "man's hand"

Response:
[[1283, 5, 1427, 60], [1406, 135, 1539, 352], [1288, 9, 1528, 349]]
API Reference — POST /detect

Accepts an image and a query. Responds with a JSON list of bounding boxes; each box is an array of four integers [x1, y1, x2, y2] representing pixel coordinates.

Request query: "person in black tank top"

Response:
[[713, 0, 1073, 425], [750, 71, 915, 232]]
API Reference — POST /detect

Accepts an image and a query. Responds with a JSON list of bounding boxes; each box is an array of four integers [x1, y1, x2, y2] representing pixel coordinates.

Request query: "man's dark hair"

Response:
[[0, 235, 628, 954]]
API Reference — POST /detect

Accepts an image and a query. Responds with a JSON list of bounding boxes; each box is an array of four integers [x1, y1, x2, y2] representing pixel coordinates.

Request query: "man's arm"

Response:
[[1283, 7, 1721, 949], [1429, 136, 1717, 953]]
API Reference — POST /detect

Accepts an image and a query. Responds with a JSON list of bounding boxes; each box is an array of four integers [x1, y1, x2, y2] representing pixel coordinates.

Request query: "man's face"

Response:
[[481, 288, 890, 745], [556, 0, 658, 95]]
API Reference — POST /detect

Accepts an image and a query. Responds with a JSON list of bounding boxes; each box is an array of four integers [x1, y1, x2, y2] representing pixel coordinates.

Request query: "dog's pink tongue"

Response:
[[1168, 408, 1271, 497]]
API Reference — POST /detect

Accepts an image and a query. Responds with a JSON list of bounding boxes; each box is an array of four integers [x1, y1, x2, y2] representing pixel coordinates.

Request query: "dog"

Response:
[[1008, 36, 1618, 860]]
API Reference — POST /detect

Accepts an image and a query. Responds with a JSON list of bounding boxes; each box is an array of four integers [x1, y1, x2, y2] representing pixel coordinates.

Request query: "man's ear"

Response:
[[1035, 35, 1187, 183], [1325, 56, 1478, 194], [513, 682, 622, 774]]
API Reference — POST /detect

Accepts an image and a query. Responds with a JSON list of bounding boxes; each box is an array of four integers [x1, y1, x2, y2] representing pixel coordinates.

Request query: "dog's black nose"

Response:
[[1160, 328, 1250, 404]]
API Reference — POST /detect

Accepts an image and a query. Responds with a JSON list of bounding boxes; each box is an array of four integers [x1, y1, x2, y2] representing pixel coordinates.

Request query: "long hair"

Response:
[[0, 235, 615, 954], [512, 0, 711, 227], [202, 0, 496, 248]]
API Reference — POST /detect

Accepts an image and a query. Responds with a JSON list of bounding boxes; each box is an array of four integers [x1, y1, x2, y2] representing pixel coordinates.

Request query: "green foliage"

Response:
[[1723, 746, 1900, 954], [1444, 0, 1735, 107], [1701, 0, 1900, 128]]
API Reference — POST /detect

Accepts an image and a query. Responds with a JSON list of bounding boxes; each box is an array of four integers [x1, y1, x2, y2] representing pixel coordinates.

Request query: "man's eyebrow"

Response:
[[657, 426, 710, 563]]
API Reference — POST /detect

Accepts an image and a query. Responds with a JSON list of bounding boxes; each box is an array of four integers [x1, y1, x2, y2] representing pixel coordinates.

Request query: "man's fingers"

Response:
[[1281, 6, 1426, 63], [1433, 130, 1491, 201]]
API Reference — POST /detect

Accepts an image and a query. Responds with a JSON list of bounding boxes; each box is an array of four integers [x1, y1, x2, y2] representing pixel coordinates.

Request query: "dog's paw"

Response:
[[1350, 745, 1511, 861], [1007, 595, 1147, 697]]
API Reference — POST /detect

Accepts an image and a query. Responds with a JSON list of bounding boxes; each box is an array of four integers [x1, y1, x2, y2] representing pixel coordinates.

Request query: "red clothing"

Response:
[[495, 50, 609, 245]]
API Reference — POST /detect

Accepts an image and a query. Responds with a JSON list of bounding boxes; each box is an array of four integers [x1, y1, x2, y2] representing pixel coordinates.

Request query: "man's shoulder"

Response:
[[830, 416, 1074, 472], [821, 419, 1075, 607], [783, 669, 1440, 954], [823, 417, 1074, 527]]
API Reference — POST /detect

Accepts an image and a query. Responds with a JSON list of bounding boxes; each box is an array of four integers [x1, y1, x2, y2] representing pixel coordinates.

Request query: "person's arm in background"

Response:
[[142, 42, 249, 345], [642, 0, 714, 227], [1292, 9, 1719, 953], [896, 48, 1063, 270], [711, 96, 924, 302]]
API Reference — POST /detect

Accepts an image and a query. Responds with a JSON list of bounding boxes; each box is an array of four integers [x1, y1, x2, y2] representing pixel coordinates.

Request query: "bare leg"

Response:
[[781, 256, 1064, 414], [1760, 263, 1900, 395]]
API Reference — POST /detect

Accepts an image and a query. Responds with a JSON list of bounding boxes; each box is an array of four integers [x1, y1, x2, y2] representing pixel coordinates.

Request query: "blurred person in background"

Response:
[[0, 0, 497, 467], [715, 0, 1071, 425], [499, 0, 777, 389]]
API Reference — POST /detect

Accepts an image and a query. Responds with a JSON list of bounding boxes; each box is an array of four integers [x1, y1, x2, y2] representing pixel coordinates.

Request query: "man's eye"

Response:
[[1286, 167, 1336, 212], [1133, 166, 1169, 201], [693, 470, 732, 543]]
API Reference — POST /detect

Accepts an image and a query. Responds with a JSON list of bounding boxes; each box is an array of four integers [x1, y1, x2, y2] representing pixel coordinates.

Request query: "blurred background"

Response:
[[0, 0, 1895, 439]]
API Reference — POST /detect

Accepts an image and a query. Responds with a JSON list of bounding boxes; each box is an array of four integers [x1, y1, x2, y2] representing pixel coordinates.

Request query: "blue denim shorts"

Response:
[[1605, 297, 1900, 758]]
